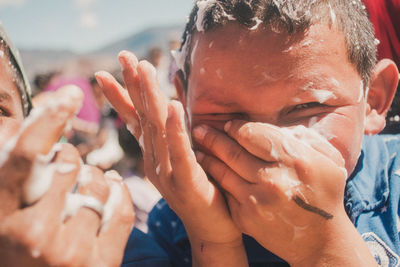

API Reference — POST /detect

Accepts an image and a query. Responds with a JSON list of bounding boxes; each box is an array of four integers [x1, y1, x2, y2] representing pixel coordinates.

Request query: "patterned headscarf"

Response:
[[0, 23, 32, 116]]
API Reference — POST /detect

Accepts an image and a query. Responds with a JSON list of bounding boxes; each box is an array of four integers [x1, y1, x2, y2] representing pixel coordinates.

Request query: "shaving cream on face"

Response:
[[309, 89, 337, 103], [191, 39, 199, 66], [328, 3, 336, 25], [357, 81, 364, 103]]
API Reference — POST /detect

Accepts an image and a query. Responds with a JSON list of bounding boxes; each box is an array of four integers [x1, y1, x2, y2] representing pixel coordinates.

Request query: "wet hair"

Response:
[[0, 36, 32, 116], [175, 0, 377, 90]]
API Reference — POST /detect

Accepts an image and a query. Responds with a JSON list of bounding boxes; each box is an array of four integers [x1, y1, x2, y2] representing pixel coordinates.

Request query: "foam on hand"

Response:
[[22, 144, 62, 205]]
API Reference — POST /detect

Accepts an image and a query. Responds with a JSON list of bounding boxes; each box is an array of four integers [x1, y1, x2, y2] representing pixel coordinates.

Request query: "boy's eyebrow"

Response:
[[0, 92, 12, 102], [194, 90, 240, 108]]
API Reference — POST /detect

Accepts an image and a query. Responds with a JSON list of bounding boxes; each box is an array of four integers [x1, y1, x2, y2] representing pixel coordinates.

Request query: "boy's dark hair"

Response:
[[175, 0, 377, 90]]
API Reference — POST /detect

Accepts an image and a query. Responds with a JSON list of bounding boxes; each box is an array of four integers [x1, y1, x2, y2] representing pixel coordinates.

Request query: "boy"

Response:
[[96, 0, 399, 266], [0, 24, 134, 266]]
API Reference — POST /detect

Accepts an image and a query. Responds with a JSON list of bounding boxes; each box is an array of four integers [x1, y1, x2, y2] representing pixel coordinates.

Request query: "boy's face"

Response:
[[185, 23, 367, 175], [0, 55, 24, 143]]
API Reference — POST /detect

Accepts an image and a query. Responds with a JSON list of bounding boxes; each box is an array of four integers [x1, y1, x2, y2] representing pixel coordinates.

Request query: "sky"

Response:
[[0, 0, 194, 53]]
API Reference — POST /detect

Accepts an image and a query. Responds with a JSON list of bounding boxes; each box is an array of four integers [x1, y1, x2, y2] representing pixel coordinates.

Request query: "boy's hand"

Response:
[[194, 120, 377, 266], [0, 87, 134, 267], [96, 51, 248, 266]]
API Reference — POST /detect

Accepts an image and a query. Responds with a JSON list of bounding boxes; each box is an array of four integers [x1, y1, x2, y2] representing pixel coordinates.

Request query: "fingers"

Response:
[[224, 120, 345, 168], [95, 71, 140, 136], [96, 171, 134, 265], [64, 165, 109, 229], [0, 144, 81, 257], [196, 151, 250, 203], [223, 120, 287, 163], [133, 60, 172, 183], [166, 101, 202, 190], [14, 85, 83, 156], [118, 51, 144, 116], [192, 124, 267, 183], [0, 87, 83, 213]]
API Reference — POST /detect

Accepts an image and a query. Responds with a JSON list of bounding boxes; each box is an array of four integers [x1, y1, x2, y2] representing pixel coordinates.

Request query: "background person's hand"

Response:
[[0, 86, 134, 267], [194, 120, 376, 266], [96, 51, 248, 266]]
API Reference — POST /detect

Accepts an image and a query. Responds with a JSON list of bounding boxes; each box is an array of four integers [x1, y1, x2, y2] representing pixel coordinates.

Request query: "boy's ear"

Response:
[[364, 59, 399, 135], [174, 72, 187, 107]]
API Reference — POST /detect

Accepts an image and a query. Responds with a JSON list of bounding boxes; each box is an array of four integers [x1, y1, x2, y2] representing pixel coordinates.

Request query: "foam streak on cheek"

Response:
[[358, 81, 364, 103]]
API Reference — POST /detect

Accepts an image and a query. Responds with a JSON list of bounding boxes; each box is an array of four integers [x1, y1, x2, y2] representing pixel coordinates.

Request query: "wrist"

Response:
[[290, 212, 377, 267], [189, 235, 248, 267]]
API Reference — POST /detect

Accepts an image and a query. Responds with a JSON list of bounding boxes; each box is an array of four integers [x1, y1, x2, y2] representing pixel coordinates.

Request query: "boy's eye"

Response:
[[290, 102, 324, 112], [0, 108, 10, 117]]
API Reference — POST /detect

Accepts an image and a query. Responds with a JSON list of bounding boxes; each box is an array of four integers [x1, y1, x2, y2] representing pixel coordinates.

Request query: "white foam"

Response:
[[77, 165, 93, 186], [250, 17, 263, 31], [86, 128, 124, 167], [23, 162, 56, 205], [171, 35, 190, 78], [156, 164, 161, 175], [301, 40, 313, 47], [191, 39, 199, 66], [101, 180, 123, 228], [56, 163, 77, 174], [358, 81, 364, 103], [196, 0, 217, 32], [328, 3, 336, 25], [138, 134, 144, 151], [0, 50, 4, 58], [31, 249, 41, 258], [309, 89, 337, 103], [62, 193, 103, 221], [22, 144, 62, 205]]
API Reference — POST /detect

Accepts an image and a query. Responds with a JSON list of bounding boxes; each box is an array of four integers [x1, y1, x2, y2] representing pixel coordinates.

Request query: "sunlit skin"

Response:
[[0, 56, 134, 265], [97, 20, 397, 266], [186, 23, 366, 175], [0, 54, 24, 145]]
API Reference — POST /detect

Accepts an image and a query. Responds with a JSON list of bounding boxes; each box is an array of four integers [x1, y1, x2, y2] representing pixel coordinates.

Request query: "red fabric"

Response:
[[363, 0, 400, 68]]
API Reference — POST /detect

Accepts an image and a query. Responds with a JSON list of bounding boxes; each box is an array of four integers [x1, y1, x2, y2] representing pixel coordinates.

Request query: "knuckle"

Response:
[[226, 147, 244, 163], [79, 166, 110, 204], [203, 130, 219, 150], [55, 143, 81, 164]]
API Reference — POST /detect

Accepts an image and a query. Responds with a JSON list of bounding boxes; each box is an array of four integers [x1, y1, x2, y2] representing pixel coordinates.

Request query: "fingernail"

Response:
[[195, 151, 205, 162], [118, 51, 129, 70], [224, 121, 232, 132], [94, 73, 103, 87], [192, 125, 207, 141]]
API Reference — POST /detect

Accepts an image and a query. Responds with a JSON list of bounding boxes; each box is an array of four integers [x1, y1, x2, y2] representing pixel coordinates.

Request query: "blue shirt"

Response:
[[122, 135, 400, 267]]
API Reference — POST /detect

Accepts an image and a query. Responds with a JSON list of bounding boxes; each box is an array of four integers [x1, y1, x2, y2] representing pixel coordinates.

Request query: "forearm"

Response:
[[190, 236, 249, 267], [292, 214, 378, 267]]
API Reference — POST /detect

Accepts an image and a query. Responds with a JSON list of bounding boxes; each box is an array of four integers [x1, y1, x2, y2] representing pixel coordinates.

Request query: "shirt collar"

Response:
[[344, 135, 391, 223]]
